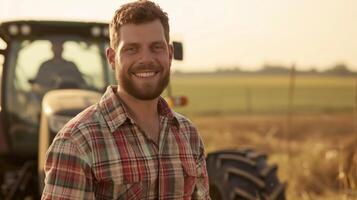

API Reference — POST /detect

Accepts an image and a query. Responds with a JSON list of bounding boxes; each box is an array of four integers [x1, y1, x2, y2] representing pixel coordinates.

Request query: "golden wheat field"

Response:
[[170, 74, 357, 200], [190, 113, 356, 200]]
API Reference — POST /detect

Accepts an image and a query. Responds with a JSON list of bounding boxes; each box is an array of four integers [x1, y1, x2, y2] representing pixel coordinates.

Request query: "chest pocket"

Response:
[[181, 157, 198, 198], [93, 158, 157, 200], [94, 179, 142, 200]]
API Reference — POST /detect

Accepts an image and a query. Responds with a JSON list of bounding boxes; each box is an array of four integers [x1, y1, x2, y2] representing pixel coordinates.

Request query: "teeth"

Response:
[[135, 72, 156, 78]]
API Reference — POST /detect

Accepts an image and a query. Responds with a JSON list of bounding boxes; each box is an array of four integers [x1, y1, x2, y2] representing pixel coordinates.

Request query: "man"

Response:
[[32, 40, 85, 97], [42, 1, 210, 199]]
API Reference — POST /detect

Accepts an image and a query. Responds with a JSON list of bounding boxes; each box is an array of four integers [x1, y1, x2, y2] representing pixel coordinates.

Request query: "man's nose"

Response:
[[138, 48, 155, 65]]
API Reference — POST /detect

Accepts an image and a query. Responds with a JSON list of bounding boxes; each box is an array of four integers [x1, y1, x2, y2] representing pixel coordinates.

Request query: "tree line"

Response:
[[173, 63, 357, 76]]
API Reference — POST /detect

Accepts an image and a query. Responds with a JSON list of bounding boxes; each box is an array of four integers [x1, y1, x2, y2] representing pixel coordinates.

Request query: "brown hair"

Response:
[[109, 0, 170, 50]]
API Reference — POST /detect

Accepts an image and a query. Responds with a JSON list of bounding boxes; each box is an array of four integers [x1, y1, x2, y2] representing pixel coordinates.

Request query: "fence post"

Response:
[[246, 87, 252, 114], [287, 64, 296, 158], [353, 79, 357, 136]]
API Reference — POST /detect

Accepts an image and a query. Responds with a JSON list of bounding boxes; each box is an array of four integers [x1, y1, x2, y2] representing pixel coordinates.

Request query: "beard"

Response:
[[117, 63, 170, 100]]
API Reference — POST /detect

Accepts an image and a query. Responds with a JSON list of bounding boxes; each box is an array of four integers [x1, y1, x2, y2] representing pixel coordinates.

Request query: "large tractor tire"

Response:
[[206, 149, 286, 200]]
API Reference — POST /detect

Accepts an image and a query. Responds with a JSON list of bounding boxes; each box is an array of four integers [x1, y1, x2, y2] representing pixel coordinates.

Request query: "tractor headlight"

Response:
[[8, 24, 31, 35], [8, 25, 19, 35], [48, 115, 73, 133], [21, 24, 31, 35]]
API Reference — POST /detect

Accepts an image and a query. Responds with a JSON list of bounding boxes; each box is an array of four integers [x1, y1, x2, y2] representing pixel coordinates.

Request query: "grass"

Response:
[[191, 114, 356, 200], [169, 74, 357, 115]]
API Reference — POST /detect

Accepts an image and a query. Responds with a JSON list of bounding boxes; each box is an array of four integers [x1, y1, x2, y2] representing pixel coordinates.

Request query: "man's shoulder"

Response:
[[172, 111, 198, 134], [39, 59, 75, 68], [173, 111, 194, 125], [47, 103, 105, 165], [55, 103, 104, 141], [172, 111, 205, 157], [38, 59, 54, 69], [62, 60, 78, 68]]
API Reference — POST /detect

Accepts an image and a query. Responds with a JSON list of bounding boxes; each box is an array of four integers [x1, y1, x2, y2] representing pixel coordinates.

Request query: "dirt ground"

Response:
[[189, 113, 357, 200]]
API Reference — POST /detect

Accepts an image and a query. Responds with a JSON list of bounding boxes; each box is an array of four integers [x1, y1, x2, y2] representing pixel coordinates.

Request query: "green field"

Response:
[[169, 74, 357, 115]]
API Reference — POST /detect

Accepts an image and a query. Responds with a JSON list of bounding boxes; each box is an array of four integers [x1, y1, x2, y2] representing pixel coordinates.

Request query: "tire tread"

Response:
[[207, 148, 286, 200]]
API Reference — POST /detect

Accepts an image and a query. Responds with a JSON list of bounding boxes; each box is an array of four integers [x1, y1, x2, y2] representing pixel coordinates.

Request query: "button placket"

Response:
[[157, 116, 169, 199]]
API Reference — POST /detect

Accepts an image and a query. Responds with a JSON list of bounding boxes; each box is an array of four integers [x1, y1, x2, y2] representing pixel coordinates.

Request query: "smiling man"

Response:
[[41, 1, 210, 199]]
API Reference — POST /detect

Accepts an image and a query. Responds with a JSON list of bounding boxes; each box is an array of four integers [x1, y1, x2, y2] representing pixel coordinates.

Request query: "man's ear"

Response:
[[106, 47, 116, 70]]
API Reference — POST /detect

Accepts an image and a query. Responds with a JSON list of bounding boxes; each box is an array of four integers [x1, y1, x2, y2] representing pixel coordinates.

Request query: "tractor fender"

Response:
[[37, 89, 101, 194]]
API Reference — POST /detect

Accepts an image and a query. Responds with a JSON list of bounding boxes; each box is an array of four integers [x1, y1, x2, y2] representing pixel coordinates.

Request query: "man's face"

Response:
[[107, 19, 173, 100]]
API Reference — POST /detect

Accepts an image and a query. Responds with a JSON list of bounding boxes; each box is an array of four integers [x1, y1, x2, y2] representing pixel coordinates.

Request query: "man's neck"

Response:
[[117, 88, 159, 123], [117, 88, 161, 143]]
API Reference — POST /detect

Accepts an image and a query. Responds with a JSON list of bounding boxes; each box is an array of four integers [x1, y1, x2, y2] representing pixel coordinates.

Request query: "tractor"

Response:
[[0, 20, 286, 200]]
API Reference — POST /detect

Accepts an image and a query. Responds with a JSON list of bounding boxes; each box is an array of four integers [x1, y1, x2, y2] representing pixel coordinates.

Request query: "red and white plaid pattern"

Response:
[[42, 86, 210, 199]]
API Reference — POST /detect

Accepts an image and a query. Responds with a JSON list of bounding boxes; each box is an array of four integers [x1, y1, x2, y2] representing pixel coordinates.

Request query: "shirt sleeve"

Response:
[[192, 138, 211, 200], [41, 138, 95, 200]]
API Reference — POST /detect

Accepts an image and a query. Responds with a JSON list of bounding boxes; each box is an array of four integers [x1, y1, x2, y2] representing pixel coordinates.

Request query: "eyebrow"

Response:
[[122, 42, 140, 47], [151, 41, 166, 46], [123, 40, 166, 47]]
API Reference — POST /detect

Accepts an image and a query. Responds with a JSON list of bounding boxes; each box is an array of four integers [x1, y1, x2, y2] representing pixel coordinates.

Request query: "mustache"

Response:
[[130, 63, 162, 72]]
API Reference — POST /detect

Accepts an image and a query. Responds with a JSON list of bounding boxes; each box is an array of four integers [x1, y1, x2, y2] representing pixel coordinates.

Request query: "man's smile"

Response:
[[133, 71, 158, 78]]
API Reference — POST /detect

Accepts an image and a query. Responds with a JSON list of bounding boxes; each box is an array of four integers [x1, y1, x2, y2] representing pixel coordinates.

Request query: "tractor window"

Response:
[[13, 39, 108, 93], [16, 40, 52, 91], [62, 41, 105, 90], [0, 38, 5, 101], [0, 37, 5, 47], [0, 38, 5, 96], [0, 37, 5, 66], [4, 37, 112, 155]]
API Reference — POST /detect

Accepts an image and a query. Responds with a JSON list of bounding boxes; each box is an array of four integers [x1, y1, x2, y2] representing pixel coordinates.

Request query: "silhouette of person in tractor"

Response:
[[31, 40, 85, 97]]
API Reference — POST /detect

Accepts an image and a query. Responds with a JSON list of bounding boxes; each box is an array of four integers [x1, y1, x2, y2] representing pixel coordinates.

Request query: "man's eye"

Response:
[[125, 47, 137, 54], [153, 45, 165, 52]]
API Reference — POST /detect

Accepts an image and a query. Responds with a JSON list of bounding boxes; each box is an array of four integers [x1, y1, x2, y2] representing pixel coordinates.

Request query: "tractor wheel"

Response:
[[206, 149, 286, 200]]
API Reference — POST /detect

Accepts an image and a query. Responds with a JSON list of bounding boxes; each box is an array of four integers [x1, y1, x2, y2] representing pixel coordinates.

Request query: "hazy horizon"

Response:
[[1, 0, 356, 72]]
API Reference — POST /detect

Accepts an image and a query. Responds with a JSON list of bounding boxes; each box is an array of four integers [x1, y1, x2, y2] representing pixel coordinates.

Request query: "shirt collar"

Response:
[[99, 85, 178, 133]]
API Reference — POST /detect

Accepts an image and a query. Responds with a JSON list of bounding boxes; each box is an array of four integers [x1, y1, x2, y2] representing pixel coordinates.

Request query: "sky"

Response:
[[0, 0, 357, 72]]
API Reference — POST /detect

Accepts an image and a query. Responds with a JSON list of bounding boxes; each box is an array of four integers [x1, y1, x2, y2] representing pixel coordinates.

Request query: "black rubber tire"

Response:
[[206, 148, 286, 200]]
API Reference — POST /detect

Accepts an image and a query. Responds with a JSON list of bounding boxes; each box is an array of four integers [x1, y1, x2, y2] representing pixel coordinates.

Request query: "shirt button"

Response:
[[197, 190, 203, 196]]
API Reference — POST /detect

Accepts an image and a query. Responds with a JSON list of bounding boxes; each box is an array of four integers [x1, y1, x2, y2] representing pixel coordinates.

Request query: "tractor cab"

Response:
[[0, 21, 115, 158], [0, 20, 117, 198]]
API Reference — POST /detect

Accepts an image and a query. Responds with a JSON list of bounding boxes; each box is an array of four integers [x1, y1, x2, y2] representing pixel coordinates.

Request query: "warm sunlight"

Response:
[[1, 1, 357, 200], [1, 0, 356, 71]]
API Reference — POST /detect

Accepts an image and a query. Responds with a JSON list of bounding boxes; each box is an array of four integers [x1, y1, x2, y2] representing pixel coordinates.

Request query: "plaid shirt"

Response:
[[42, 86, 210, 199]]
